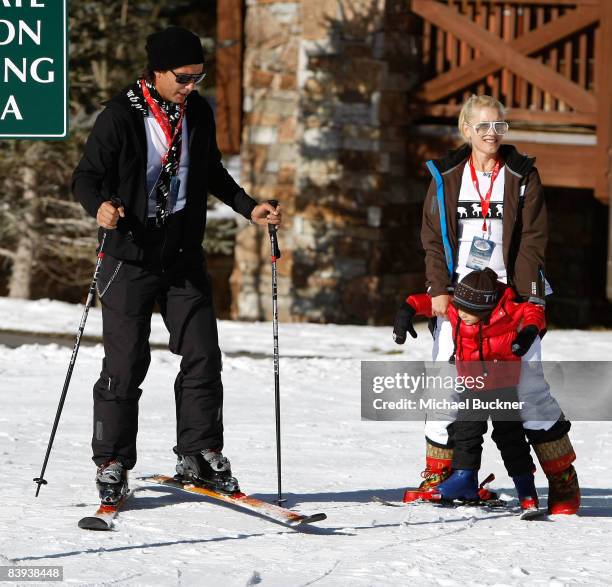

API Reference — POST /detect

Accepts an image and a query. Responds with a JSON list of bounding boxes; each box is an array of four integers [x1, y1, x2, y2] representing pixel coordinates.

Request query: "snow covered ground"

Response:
[[1, 297, 611, 586]]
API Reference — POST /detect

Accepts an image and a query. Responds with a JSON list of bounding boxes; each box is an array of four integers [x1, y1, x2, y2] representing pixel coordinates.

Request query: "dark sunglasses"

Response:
[[170, 70, 207, 85]]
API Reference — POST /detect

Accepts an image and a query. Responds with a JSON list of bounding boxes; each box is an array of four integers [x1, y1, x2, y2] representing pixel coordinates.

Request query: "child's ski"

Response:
[[371, 494, 509, 510], [372, 494, 547, 519]]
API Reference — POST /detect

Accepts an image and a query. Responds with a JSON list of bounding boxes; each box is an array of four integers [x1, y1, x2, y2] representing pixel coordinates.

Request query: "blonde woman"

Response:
[[394, 95, 580, 514]]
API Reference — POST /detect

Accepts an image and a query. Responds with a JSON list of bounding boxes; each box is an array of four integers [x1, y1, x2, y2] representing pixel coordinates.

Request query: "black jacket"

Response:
[[72, 88, 257, 262]]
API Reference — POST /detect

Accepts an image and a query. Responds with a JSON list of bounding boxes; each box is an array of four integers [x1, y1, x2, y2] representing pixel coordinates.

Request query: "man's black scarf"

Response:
[[126, 79, 184, 226]]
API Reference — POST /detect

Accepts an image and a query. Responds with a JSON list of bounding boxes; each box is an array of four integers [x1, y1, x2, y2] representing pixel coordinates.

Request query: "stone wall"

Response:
[[232, 0, 425, 324], [230, 0, 301, 321]]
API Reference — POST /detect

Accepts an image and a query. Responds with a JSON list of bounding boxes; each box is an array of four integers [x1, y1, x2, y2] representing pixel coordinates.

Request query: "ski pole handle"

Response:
[[267, 199, 281, 259], [267, 199, 279, 234]]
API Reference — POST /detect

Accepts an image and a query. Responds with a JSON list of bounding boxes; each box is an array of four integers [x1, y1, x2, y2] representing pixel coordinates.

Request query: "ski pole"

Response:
[[267, 199, 285, 506], [34, 200, 120, 496]]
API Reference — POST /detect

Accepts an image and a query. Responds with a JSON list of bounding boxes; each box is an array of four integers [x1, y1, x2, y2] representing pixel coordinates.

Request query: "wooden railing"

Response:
[[411, 0, 611, 201]]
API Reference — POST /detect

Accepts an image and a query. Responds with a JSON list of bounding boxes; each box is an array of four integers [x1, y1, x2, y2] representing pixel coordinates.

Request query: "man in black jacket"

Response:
[[72, 27, 281, 504]]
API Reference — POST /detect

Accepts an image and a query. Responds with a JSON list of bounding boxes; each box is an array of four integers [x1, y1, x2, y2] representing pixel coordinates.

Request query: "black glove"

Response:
[[393, 302, 417, 344], [511, 325, 539, 357]]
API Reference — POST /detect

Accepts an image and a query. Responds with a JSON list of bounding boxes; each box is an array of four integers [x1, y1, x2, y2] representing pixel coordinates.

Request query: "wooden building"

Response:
[[215, 0, 612, 327]]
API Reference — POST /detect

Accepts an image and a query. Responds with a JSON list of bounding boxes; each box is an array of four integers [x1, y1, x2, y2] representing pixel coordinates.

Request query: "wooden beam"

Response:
[[596, 0, 612, 201], [412, 0, 598, 113], [216, 0, 243, 154], [510, 142, 598, 189], [409, 135, 597, 190], [456, 0, 607, 6], [462, 0, 598, 5], [423, 104, 597, 126], [598, 0, 612, 299], [422, 6, 599, 103]]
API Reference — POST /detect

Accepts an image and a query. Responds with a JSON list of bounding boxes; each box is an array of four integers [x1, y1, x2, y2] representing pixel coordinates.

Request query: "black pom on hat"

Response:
[[146, 26, 205, 71], [453, 268, 499, 316]]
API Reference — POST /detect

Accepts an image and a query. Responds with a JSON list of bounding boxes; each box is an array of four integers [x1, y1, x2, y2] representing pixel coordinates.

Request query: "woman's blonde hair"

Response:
[[458, 95, 506, 141]]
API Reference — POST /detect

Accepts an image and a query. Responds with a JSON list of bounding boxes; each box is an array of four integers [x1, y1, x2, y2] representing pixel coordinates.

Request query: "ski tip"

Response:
[[371, 495, 403, 507], [78, 516, 112, 531], [296, 512, 327, 526], [519, 508, 544, 520]]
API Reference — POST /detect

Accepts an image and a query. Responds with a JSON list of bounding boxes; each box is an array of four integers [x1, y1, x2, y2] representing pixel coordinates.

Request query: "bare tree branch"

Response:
[[0, 247, 16, 260]]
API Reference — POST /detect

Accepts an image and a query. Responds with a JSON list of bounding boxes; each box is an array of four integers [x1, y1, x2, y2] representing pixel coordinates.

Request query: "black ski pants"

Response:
[[451, 388, 535, 477], [92, 245, 223, 469], [451, 420, 535, 477]]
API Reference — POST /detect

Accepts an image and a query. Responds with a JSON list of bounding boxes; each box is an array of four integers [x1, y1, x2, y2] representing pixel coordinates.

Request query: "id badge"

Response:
[[466, 236, 495, 270], [169, 176, 181, 212]]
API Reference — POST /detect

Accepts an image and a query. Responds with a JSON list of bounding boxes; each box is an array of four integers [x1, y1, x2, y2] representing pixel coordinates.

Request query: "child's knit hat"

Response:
[[453, 268, 499, 317]]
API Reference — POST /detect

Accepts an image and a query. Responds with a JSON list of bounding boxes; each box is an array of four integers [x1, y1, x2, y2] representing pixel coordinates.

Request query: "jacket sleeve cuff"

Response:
[[407, 293, 433, 317], [527, 295, 546, 306], [233, 189, 258, 221], [73, 183, 103, 219], [427, 285, 453, 298]]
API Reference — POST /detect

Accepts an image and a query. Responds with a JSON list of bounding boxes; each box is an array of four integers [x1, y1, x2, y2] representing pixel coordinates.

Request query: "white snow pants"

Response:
[[424, 317, 562, 446]]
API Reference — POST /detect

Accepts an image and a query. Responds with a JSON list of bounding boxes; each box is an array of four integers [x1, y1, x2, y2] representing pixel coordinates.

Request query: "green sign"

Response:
[[0, 0, 68, 139]]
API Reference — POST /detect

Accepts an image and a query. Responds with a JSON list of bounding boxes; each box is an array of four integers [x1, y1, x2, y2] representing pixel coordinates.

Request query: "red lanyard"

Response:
[[140, 79, 185, 165], [468, 156, 501, 232]]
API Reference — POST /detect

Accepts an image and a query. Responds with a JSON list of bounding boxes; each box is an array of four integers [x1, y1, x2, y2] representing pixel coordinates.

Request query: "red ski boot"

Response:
[[534, 435, 580, 515], [547, 465, 580, 515], [403, 443, 451, 503]]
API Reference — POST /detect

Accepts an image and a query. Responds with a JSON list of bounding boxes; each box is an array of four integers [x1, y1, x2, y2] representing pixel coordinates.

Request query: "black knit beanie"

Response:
[[146, 26, 205, 71], [453, 268, 499, 317]]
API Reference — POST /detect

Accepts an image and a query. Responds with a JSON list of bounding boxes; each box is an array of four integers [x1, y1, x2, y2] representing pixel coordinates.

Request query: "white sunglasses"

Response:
[[468, 121, 509, 136]]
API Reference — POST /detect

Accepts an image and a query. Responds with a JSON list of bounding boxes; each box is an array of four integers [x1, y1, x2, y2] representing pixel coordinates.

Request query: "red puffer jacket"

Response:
[[407, 285, 546, 389]]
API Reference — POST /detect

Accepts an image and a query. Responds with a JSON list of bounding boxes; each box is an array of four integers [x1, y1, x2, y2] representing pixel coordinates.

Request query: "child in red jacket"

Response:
[[394, 268, 545, 513]]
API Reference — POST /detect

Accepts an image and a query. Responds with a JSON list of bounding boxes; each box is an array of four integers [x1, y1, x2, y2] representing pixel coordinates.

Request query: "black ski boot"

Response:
[[175, 448, 240, 494], [96, 460, 129, 505]]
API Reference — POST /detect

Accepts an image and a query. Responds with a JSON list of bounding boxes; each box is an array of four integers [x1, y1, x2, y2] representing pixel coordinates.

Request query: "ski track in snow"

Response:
[[0, 297, 611, 585]]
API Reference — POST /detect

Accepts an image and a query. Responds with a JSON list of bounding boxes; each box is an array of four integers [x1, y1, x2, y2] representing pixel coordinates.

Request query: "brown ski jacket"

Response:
[[421, 144, 547, 304]]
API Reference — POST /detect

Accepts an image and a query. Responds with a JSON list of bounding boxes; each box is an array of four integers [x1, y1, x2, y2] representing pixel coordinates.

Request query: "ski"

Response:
[[372, 494, 547, 519], [77, 490, 132, 531], [372, 494, 509, 510], [431, 497, 510, 510], [140, 475, 327, 528], [429, 497, 549, 520]]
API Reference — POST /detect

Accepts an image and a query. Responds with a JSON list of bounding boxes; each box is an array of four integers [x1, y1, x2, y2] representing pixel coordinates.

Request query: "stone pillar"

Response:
[[231, 0, 300, 321], [234, 0, 423, 324], [294, 0, 424, 324]]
